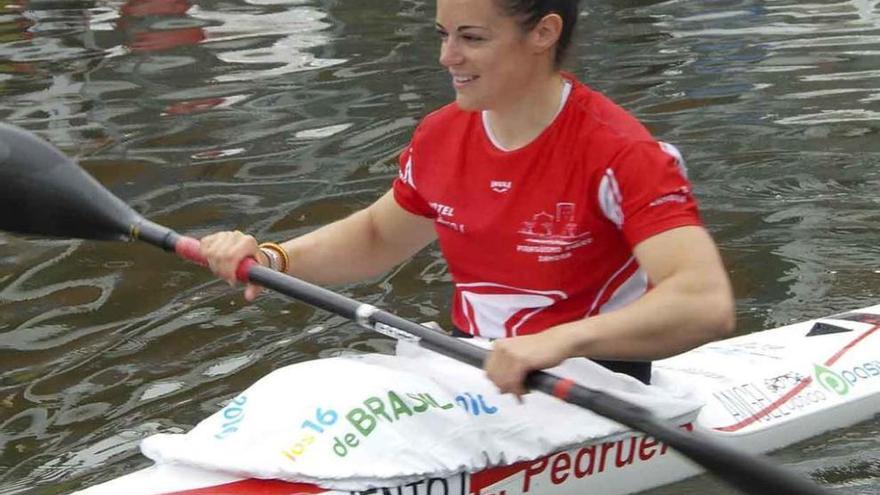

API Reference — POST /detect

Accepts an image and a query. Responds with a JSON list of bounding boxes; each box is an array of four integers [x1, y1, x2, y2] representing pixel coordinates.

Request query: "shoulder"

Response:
[[561, 75, 674, 166], [563, 74, 653, 140], [408, 103, 479, 161], [414, 102, 474, 137]]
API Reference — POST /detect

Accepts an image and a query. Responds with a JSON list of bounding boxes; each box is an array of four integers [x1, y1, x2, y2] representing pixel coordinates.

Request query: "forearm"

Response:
[[557, 271, 735, 361], [279, 191, 436, 286], [552, 226, 736, 361], [281, 212, 396, 285]]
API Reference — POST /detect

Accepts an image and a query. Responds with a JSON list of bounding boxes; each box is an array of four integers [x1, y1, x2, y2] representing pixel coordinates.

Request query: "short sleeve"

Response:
[[597, 141, 702, 247], [392, 141, 435, 218]]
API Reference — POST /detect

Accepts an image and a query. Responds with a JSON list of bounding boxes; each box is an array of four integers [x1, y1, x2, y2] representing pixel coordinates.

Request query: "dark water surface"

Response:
[[1, 0, 880, 493]]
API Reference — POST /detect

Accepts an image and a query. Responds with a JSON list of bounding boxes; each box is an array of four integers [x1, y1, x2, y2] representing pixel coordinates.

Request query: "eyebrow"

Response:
[[434, 22, 489, 32]]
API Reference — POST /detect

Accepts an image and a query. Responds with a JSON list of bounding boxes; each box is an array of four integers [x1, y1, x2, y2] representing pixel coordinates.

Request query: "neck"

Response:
[[485, 71, 566, 150]]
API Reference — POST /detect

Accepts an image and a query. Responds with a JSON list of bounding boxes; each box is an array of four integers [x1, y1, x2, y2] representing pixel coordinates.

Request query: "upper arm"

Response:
[[632, 225, 730, 295], [364, 190, 437, 261], [632, 226, 736, 340]]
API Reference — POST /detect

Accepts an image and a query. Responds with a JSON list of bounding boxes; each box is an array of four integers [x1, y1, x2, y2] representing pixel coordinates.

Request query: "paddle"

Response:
[[0, 122, 830, 495]]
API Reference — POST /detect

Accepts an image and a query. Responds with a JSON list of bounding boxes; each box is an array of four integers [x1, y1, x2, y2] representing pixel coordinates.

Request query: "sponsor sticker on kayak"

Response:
[[140, 342, 699, 490], [814, 360, 880, 396], [279, 390, 491, 461]]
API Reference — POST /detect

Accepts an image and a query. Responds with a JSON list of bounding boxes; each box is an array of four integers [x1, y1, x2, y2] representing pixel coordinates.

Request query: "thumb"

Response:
[[244, 283, 263, 302]]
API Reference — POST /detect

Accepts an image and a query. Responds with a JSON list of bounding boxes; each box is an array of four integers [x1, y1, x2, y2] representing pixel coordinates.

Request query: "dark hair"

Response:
[[495, 0, 580, 68]]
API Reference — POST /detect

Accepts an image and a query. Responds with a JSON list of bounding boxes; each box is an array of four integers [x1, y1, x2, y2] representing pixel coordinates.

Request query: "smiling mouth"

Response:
[[452, 74, 479, 85]]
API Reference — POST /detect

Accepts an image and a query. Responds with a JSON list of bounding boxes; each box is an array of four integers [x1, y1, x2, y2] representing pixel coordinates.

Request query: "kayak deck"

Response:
[[73, 305, 880, 495]]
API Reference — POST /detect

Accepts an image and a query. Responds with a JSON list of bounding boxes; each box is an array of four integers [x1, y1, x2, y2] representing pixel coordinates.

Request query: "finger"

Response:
[[485, 356, 521, 397], [483, 350, 501, 383], [484, 358, 504, 392], [218, 244, 244, 281], [498, 363, 529, 398], [509, 368, 528, 398], [199, 234, 220, 261], [244, 283, 263, 302], [206, 231, 257, 283], [515, 378, 529, 398], [199, 236, 226, 278]]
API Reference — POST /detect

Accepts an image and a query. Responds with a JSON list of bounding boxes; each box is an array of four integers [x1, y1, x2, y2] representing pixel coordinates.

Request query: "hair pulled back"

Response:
[[495, 0, 580, 67]]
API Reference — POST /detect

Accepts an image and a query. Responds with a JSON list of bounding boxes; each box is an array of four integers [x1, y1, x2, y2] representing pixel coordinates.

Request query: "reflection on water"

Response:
[[191, 1, 346, 82], [1, 0, 880, 493]]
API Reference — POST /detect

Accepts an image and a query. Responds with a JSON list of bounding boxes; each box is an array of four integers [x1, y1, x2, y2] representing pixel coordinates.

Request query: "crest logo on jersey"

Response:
[[516, 202, 592, 263], [490, 180, 512, 193]]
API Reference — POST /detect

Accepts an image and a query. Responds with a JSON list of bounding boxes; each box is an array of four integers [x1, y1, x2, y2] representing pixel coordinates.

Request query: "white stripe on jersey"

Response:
[[659, 141, 688, 179], [599, 267, 648, 314], [399, 151, 415, 188], [598, 168, 624, 228], [587, 256, 638, 316], [457, 283, 567, 338]]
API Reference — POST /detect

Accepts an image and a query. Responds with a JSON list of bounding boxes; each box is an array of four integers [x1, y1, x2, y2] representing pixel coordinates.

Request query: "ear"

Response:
[[529, 13, 563, 55]]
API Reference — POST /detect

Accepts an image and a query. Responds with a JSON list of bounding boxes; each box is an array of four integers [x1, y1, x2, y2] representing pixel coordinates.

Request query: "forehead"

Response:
[[436, 0, 508, 27]]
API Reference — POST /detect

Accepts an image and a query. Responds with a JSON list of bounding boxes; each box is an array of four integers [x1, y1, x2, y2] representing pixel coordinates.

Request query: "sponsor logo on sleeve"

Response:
[[430, 201, 465, 233], [648, 186, 691, 208]]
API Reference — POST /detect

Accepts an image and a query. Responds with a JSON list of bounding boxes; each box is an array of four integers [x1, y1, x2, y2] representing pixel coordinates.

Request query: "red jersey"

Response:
[[393, 75, 701, 338]]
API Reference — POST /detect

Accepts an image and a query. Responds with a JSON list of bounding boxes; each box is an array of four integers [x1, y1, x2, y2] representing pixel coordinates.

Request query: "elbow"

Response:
[[707, 291, 736, 341], [687, 266, 736, 343]]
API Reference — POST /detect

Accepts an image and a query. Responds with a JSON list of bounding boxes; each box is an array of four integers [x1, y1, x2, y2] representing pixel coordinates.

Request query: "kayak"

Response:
[[71, 303, 880, 495]]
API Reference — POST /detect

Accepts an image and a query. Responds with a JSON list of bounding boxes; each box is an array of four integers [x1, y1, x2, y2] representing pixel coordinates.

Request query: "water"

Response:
[[1, 0, 879, 493]]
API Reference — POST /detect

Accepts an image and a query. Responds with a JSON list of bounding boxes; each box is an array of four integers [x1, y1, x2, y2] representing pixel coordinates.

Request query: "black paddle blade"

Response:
[[0, 123, 141, 241]]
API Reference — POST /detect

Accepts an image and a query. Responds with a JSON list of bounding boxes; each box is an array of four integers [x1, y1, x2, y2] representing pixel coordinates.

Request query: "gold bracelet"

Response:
[[258, 242, 289, 273]]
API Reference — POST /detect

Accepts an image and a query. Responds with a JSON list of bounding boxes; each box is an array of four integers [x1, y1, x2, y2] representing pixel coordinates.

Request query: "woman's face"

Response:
[[436, 0, 541, 111]]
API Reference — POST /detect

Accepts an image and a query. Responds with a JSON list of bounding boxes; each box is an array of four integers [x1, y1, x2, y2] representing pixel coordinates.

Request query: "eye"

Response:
[[461, 33, 485, 42], [435, 28, 449, 40]]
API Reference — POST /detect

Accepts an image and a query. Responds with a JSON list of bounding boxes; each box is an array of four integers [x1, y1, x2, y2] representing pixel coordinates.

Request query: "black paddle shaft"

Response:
[[0, 123, 831, 495]]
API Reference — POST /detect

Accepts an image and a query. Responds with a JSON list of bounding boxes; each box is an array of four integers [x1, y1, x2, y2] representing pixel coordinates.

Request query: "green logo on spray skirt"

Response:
[[814, 364, 849, 396]]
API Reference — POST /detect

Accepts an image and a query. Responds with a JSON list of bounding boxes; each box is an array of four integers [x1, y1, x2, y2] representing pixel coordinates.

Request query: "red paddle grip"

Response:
[[552, 377, 576, 400], [174, 236, 206, 265]]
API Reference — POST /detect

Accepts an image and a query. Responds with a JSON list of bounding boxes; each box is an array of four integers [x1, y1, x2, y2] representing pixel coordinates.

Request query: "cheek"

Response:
[[490, 42, 530, 75], [488, 57, 529, 86]]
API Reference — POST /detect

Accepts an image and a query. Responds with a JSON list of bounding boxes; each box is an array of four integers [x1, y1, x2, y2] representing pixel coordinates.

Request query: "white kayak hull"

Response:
[[72, 304, 880, 495]]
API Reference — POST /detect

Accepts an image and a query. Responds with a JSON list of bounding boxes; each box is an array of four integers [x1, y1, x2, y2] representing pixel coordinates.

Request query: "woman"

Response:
[[201, 0, 736, 397]]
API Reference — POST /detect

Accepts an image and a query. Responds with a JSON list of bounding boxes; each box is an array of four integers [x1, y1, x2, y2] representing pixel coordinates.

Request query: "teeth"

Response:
[[454, 76, 475, 83]]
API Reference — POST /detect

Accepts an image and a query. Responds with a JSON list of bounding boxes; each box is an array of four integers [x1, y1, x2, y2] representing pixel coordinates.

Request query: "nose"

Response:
[[439, 38, 462, 67]]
